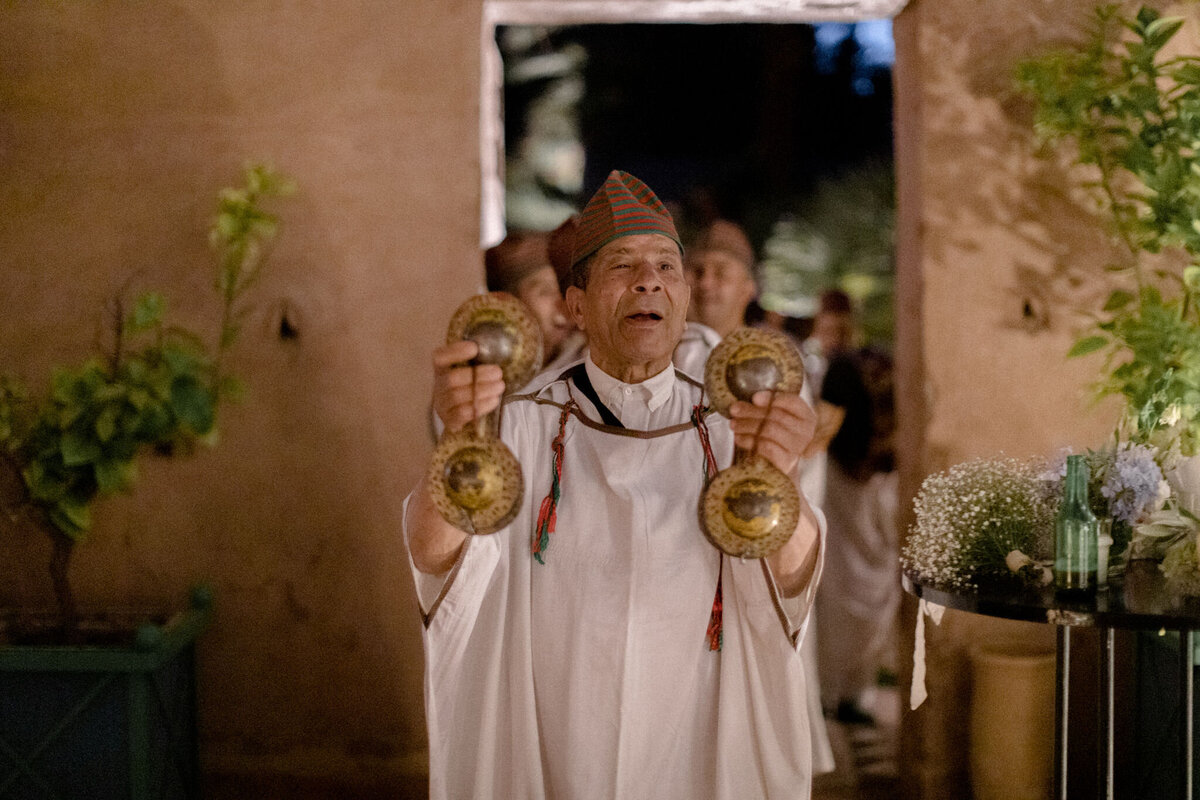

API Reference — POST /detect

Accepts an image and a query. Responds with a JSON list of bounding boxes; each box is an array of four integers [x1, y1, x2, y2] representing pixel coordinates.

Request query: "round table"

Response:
[[903, 560, 1200, 800]]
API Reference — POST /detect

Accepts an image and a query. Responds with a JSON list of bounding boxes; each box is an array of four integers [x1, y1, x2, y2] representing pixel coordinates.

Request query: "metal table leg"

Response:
[[1099, 627, 1114, 800], [1182, 630, 1194, 800], [1057, 625, 1070, 800]]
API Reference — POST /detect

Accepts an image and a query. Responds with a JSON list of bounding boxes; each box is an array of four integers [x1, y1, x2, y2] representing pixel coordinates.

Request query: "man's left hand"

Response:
[[728, 391, 816, 475]]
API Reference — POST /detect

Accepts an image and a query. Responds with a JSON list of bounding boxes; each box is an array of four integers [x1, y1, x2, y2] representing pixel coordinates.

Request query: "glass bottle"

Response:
[[1054, 454, 1098, 594]]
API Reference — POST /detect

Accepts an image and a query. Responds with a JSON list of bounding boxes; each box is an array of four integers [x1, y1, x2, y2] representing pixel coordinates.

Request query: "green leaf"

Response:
[[129, 293, 165, 332], [127, 387, 150, 410], [135, 403, 172, 441], [1069, 336, 1109, 357], [1185, 266, 1200, 291], [1134, 5, 1161, 30], [94, 458, 136, 494], [50, 500, 90, 539], [170, 376, 215, 434], [1144, 16, 1184, 51], [22, 461, 61, 502], [1103, 290, 1135, 311], [94, 404, 118, 442], [60, 428, 102, 466], [1173, 63, 1200, 87]]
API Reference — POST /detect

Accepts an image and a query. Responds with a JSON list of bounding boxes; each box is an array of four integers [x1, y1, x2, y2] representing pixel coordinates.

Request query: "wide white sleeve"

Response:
[[402, 490, 501, 630], [774, 501, 827, 648]]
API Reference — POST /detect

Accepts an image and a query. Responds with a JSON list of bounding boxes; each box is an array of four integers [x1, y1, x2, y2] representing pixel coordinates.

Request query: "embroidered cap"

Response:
[[484, 231, 552, 294], [687, 219, 756, 270], [547, 213, 580, 294], [570, 170, 682, 270]]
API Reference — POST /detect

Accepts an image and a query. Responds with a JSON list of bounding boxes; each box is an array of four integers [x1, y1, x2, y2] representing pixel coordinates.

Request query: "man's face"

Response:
[[813, 310, 854, 355], [686, 249, 756, 337], [564, 233, 689, 381], [514, 266, 573, 361]]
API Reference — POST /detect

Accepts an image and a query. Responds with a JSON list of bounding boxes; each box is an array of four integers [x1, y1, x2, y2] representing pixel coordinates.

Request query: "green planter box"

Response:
[[0, 588, 212, 800]]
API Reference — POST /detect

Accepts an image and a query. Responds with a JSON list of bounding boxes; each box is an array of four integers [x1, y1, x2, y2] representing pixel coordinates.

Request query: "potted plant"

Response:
[[0, 163, 292, 799]]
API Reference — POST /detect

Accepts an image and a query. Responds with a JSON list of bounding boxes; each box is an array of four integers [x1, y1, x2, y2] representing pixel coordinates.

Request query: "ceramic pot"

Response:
[[968, 644, 1056, 800]]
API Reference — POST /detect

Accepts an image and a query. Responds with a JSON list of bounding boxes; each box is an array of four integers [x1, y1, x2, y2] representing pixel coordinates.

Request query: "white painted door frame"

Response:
[[479, 0, 910, 245]]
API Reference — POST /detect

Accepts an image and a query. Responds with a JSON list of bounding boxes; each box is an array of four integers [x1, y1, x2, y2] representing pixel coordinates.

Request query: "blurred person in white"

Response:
[[686, 218, 836, 775], [810, 289, 899, 725]]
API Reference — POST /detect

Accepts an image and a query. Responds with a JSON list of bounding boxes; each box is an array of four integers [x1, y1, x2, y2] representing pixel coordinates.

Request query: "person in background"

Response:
[[405, 170, 825, 799], [484, 230, 580, 368], [429, 231, 584, 441], [811, 289, 899, 725], [686, 219, 759, 339], [685, 219, 836, 776]]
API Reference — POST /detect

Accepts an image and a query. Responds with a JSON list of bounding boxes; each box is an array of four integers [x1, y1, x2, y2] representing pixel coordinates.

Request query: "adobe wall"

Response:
[[0, 1, 482, 788]]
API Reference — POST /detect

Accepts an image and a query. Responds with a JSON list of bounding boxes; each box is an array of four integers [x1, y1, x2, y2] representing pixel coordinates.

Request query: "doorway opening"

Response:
[[483, 4, 908, 797]]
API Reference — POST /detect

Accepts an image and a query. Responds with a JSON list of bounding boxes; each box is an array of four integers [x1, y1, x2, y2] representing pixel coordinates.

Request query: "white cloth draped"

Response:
[[405, 365, 825, 799]]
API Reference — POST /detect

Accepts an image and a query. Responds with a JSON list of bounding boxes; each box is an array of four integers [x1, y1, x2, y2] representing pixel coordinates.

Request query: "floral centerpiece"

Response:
[[1039, 441, 1169, 557], [901, 457, 1057, 590], [902, 444, 1177, 591]]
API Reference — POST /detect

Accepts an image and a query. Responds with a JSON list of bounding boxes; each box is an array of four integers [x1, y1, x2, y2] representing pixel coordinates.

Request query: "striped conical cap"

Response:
[[570, 170, 682, 268]]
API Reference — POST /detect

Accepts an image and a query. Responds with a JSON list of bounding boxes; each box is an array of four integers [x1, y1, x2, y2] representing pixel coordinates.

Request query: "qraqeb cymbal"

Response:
[[428, 430, 525, 534], [445, 292, 542, 392], [427, 292, 543, 534], [699, 327, 805, 559]]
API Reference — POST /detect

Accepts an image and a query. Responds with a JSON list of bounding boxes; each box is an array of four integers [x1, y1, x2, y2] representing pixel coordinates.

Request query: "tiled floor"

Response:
[[207, 686, 902, 800], [812, 685, 901, 800]]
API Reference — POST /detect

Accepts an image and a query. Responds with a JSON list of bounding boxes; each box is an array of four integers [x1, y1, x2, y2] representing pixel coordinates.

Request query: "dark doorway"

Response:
[[498, 21, 896, 342]]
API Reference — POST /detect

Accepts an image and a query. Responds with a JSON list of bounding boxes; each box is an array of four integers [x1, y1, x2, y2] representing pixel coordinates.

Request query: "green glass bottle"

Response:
[[1054, 454, 1098, 593]]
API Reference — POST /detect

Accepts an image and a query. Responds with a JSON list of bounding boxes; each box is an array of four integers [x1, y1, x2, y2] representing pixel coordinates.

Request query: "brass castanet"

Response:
[[427, 293, 542, 534], [699, 327, 805, 558]]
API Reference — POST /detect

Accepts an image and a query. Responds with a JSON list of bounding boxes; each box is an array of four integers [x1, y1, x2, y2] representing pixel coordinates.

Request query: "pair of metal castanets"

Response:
[[427, 293, 804, 558]]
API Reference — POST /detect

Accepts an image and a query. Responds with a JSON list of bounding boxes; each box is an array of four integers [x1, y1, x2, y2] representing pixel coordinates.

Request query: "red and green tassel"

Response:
[[533, 404, 572, 564]]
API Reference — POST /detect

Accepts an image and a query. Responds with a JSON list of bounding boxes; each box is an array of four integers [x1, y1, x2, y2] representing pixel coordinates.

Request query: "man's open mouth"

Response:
[[627, 312, 662, 321]]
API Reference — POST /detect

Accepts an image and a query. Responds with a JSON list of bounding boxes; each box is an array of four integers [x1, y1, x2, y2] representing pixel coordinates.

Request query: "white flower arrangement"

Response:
[[1132, 505, 1200, 594], [902, 457, 1057, 590], [904, 441, 1200, 593]]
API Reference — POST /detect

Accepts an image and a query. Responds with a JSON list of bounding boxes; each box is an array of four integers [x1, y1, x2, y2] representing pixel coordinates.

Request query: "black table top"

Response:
[[902, 560, 1200, 631]]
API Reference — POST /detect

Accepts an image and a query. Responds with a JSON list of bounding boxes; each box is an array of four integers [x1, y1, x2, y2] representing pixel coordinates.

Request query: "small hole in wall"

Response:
[[1019, 295, 1050, 333], [279, 314, 299, 341], [273, 300, 302, 343]]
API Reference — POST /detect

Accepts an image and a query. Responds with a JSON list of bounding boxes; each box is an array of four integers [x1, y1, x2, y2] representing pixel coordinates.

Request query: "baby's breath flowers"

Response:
[[902, 457, 1057, 590]]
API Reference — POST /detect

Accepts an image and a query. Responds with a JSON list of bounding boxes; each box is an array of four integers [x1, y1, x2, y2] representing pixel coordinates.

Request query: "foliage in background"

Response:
[[758, 159, 895, 345], [1016, 4, 1200, 455], [0, 164, 293, 636]]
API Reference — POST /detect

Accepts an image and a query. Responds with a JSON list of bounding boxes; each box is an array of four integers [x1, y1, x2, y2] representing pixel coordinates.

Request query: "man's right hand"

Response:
[[433, 340, 507, 433]]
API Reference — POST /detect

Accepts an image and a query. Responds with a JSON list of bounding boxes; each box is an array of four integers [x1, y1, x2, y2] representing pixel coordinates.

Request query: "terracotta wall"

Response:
[[0, 1, 482, 788]]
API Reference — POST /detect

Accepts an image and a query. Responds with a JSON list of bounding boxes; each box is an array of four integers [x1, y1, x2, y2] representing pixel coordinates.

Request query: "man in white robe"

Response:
[[405, 170, 825, 799]]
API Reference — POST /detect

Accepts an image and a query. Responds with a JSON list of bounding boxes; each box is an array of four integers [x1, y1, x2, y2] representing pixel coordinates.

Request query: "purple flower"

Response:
[[1100, 443, 1166, 525]]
